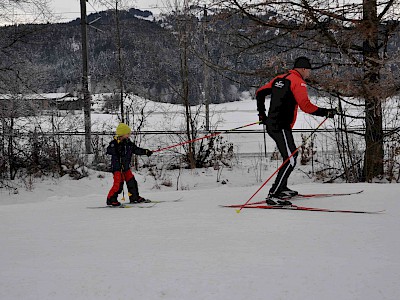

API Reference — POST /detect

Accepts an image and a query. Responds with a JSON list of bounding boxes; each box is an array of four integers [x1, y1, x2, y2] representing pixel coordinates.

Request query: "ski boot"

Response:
[[130, 196, 151, 204], [266, 192, 293, 206], [106, 198, 121, 207], [280, 187, 299, 197]]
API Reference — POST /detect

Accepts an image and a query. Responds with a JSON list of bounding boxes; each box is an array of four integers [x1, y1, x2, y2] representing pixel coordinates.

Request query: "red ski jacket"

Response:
[[256, 69, 319, 129]]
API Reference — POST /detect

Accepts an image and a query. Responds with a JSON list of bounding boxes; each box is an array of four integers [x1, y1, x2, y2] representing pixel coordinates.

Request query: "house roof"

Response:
[[0, 93, 79, 102]]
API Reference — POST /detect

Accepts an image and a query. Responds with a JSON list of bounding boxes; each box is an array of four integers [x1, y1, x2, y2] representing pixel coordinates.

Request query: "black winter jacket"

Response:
[[106, 138, 149, 172]]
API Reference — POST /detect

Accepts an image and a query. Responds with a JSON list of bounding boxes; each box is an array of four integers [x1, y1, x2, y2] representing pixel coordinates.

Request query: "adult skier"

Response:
[[256, 57, 337, 205]]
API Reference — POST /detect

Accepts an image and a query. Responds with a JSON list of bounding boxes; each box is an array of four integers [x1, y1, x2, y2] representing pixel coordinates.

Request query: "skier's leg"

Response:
[[267, 128, 297, 196], [106, 171, 123, 205], [124, 169, 142, 203]]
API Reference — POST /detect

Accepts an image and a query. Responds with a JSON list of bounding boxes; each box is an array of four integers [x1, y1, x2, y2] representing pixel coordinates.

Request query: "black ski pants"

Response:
[[266, 126, 298, 195]]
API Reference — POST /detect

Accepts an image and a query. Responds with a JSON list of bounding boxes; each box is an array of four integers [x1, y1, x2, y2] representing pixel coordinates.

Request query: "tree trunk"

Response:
[[114, 1, 125, 123], [80, 0, 92, 154], [180, 11, 196, 169], [362, 0, 384, 181], [8, 118, 16, 180]]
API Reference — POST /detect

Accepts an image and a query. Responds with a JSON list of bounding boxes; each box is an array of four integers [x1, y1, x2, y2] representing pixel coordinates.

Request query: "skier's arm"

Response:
[[106, 141, 117, 156], [131, 141, 153, 156], [290, 80, 319, 114], [255, 81, 272, 114], [291, 82, 336, 118]]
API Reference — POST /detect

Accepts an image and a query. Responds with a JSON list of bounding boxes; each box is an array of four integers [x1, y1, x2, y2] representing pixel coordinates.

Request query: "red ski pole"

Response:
[[236, 117, 329, 213], [152, 121, 261, 153]]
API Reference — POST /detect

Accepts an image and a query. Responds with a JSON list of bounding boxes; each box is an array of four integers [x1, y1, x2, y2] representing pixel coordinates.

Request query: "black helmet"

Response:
[[293, 57, 312, 69]]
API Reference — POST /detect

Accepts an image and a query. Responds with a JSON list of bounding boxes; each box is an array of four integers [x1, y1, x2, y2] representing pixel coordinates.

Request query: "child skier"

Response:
[[106, 123, 153, 206]]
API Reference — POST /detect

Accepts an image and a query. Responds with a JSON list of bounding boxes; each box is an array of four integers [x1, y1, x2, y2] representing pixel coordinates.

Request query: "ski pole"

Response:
[[263, 124, 267, 158], [236, 117, 329, 213], [152, 121, 261, 153], [120, 167, 126, 202]]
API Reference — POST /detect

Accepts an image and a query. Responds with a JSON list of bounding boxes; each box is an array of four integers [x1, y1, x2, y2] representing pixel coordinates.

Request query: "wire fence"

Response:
[[1, 127, 399, 183]]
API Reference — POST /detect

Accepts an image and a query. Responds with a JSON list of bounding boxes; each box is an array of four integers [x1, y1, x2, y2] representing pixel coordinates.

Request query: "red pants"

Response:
[[107, 170, 139, 201]]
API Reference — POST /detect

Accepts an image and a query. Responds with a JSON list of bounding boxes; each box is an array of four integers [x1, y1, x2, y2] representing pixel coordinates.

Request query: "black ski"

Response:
[[225, 190, 364, 208], [87, 197, 183, 209], [222, 204, 384, 214]]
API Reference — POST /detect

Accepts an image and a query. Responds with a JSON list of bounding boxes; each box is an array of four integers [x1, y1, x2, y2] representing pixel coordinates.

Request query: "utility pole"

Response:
[[80, 0, 92, 154], [203, 5, 210, 131]]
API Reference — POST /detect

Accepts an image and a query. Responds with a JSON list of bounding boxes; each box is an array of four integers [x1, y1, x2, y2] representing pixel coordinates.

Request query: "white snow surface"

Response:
[[1, 96, 399, 299], [0, 168, 399, 300]]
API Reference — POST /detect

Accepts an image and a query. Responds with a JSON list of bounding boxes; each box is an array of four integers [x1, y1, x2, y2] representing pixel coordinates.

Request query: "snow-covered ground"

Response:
[[0, 166, 399, 300], [1, 96, 399, 299]]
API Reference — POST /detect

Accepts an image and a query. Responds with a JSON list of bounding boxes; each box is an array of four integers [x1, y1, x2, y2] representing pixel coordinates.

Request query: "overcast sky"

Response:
[[50, 0, 163, 22]]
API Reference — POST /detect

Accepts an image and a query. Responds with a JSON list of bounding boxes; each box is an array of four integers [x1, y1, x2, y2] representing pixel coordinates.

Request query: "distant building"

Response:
[[0, 93, 82, 117]]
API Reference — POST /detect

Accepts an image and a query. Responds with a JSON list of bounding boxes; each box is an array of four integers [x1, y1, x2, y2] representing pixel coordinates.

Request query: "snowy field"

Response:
[[1, 167, 399, 300], [1, 96, 400, 299], [14, 93, 366, 154]]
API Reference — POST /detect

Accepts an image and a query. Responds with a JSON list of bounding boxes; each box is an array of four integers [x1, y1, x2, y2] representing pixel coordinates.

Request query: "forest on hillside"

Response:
[[0, 8, 267, 104], [3, 6, 398, 104]]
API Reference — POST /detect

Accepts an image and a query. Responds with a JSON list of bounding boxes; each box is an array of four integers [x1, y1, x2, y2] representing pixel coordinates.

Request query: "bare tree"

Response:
[[92, 0, 132, 122], [162, 0, 201, 168], [209, 0, 400, 181], [0, 0, 51, 181], [0, 0, 50, 25], [0, 0, 52, 92]]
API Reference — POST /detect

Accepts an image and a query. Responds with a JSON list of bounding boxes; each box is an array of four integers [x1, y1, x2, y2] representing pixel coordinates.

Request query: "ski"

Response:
[[224, 190, 364, 208], [296, 190, 363, 198], [86, 204, 134, 209], [87, 197, 183, 209], [222, 204, 384, 214]]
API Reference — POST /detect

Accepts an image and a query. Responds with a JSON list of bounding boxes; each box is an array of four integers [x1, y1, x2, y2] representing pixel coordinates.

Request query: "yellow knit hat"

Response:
[[115, 123, 131, 136]]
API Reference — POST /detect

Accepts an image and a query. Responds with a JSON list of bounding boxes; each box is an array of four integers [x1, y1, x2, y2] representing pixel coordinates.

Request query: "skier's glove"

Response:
[[311, 107, 338, 118], [146, 149, 153, 157], [258, 112, 267, 125], [326, 108, 338, 118]]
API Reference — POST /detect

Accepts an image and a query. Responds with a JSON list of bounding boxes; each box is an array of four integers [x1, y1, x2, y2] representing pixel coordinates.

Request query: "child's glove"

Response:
[[146, 150, 153, 157]]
